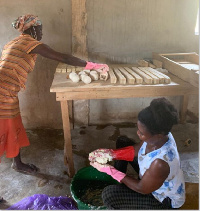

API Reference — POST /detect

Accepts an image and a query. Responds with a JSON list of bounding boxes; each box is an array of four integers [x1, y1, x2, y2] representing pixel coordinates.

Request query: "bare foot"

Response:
[[11, 162, 39, 174]]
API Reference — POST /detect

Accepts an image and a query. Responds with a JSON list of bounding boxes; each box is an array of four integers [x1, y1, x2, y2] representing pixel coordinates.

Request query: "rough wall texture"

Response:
[[0, 0, 198, 128], [86, 0, 199, 125], [0, 0, 71, 129], [87, 0, 199, 63]]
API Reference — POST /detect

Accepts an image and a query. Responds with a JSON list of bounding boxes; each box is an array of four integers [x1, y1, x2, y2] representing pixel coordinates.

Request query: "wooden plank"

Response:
[[108, 68, 117, 84], [60, 101, 75, 177], [148, 63, 156, 68], [68, 100, 74, 129], [152, 52, 198, 87], [66, 68, 72, 73], [156, 52, 197, 56], [153, 70, 171, 84], [184, 53, 199, 64], [160, 52, 199, 64], [55, 81, 198, 100], [56, 63, 67, 73], [138, 67, 160, 84], [142, 67, 171, 84], [137, 60, 149, 67], [132, 67, 153, 84], [113, 68, 126, 84], [75, 67, 85, 72], [72, 0, 89, 128], [72, 0, 88, 60], [153, 59, 162, 68], [189, 71, 199, 88], [142, 67, 165, 83], [118, 67, 135, 84], [123, 67, 143, 84], [153, 53, 190, 80]]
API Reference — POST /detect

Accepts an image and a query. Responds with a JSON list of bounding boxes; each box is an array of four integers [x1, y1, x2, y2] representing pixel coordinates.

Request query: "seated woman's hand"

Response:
[[88, 148, 114, 164], [90, 161, 126, 183]]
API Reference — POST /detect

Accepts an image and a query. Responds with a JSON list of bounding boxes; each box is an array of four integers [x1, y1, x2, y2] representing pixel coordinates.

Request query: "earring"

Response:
[[32, 27, 37, 40]]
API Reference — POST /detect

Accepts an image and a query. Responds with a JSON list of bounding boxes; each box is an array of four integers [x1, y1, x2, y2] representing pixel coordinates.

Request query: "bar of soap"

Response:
[[69, 72, 80, 83]]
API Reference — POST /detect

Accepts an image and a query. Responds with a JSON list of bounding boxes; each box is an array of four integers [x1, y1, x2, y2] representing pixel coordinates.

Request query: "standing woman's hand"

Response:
[[84, 62, 109, 73]]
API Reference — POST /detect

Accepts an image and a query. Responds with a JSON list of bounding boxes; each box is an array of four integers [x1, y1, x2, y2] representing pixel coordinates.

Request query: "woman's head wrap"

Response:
[[12, 14, 42, 33]]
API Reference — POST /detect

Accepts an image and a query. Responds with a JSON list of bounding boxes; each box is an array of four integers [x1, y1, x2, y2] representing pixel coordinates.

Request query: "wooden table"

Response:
[[50, 69, 198, 177]]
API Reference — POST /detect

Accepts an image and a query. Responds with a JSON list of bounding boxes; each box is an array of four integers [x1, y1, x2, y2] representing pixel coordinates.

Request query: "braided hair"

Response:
[[138, 98, 178, 135]]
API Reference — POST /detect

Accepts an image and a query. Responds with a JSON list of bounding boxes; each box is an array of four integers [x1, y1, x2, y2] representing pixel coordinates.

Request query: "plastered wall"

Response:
[[0, 0, 71, 129], [0, 0, 199, 129], [86, 0, 199, 125]]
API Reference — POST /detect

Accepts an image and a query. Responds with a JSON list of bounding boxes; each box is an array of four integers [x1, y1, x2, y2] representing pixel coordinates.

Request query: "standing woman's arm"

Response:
[[30, 43, 87, 67]]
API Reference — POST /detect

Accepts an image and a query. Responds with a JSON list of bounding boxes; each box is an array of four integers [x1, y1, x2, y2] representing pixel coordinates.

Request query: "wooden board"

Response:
[[138, 67, 160, 84], [72, 0, 88, 60], [132, 67, 153, 84], [143, 67, 170, 84], [153, 59, 162, 68], [118, 67, 135, 84], [148, 63, 156, 68], [108, 68, 117, 84], [142, 67, 165, 83], [137, 60, 149, 67], [56, 63, 67, 73], [152, 52, 199, 87], [113, 68, 126, 84], [123, 67, 143, 84]]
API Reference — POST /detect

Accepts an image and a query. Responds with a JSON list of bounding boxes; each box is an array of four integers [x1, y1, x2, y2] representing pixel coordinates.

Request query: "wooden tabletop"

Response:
[[50, 72, 198, 101]]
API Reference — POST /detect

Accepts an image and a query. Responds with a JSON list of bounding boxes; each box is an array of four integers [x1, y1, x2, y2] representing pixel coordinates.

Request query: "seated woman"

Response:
[[89, 97, 185, 209]]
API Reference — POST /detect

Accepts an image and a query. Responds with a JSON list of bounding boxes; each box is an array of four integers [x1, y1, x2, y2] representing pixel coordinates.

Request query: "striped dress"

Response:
[[0, 34, 42, 160], [0, 34, 42, 119]]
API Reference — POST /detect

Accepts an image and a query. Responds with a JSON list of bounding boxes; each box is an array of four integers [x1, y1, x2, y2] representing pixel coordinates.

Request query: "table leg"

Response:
[[60, 100, 75, 178], [180, 95, 189, 124], [68, 100, 74, 129]]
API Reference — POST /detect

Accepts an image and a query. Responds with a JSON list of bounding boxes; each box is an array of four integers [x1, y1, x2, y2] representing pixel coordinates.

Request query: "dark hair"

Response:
[[138, 98, 178, 135]]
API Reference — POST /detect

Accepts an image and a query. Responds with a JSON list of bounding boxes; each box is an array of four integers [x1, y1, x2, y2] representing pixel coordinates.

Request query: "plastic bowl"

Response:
[[70, 166, 119, 210]]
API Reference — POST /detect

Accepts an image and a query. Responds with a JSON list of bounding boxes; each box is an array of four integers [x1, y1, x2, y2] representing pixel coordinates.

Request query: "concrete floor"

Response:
[[0, 122, 199, 209]]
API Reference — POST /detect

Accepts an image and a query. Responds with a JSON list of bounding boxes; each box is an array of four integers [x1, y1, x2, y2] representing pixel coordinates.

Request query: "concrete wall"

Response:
[[0, 0, 71, 129], [0, 0, 198, 129], [86, 0, 199, 125]]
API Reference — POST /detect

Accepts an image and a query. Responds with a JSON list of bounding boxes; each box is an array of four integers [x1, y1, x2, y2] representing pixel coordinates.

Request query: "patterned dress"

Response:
[[0, 34, 42, 160], [138, 132, 185, 208], [0, 33, 41, 118]]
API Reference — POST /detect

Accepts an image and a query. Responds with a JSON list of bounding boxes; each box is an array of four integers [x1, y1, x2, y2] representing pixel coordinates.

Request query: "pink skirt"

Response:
[[0, 114, 30, 162]]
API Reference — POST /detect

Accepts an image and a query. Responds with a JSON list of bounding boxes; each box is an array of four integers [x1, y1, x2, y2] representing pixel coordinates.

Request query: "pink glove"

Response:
[[85, 62, 109, 73], [90, 162, 126, 182], [89, 146, 135, 163]]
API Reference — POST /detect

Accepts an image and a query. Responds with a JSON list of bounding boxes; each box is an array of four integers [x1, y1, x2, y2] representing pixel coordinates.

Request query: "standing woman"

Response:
[[0, 15, 108, 175]]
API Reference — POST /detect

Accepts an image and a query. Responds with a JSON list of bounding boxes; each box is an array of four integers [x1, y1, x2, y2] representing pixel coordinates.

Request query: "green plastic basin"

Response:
[[70, 166, 119, 210]]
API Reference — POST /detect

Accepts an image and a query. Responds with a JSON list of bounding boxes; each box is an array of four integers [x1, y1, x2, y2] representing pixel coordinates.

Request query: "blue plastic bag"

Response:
[[7, 194, 78, 210]]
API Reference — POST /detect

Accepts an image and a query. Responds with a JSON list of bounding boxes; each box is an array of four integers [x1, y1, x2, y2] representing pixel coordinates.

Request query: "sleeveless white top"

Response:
[[138, 132, 185, 208]]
